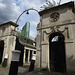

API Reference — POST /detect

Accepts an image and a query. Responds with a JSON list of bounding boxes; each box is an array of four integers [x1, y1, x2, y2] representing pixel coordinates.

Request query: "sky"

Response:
[[0, 0, 75, 40]]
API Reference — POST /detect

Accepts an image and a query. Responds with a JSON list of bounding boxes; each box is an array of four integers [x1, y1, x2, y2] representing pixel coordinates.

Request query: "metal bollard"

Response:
[[9, 50, 21, 75], [29, 54, 36, 72], [2, 54, 8, 67]]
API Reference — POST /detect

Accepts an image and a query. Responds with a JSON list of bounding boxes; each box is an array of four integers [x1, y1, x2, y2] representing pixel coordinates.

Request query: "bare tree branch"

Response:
[[58, 0, 61, 5], [41, 0, 61, 10]]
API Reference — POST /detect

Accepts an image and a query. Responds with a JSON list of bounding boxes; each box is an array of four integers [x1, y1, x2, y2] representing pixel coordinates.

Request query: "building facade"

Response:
[[24, 46, 36, 64], [36, 2, 75, 72], [21, 22, 30, 38], [18, 34, 36, 64]]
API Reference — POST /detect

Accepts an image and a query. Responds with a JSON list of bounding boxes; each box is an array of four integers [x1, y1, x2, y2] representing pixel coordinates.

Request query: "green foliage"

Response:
[[21, 30, 27, 37], [17, 31, 20, 36], [0, 65, 2, 68], [17, 30, 27, 39], [17, 30, 36, 49], [22, 43, 36, 49]]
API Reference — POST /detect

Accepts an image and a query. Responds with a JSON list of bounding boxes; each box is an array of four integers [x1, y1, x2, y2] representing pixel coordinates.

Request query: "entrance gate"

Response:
[[0, 41, 4, 64], [49, 32, 66, 72]]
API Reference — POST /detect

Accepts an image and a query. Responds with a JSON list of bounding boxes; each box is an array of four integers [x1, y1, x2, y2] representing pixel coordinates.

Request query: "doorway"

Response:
[[25, 50, 28, 62], [30, 50, 32, 61], [0, 41, 4, 64], [49, 32, 66, 72]]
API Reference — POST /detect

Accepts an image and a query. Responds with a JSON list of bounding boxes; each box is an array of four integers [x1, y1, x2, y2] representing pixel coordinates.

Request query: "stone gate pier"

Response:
[[0, 21, 18, 66], [36, 1, 75, 72]]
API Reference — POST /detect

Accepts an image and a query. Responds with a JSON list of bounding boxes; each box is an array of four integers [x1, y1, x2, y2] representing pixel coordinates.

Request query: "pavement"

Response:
[[25, 70, 75, 75], [0, 66, 9, 75], [0, 64, 75, 75], [18, 65, 29, 75], [0, 64, 29, 75]]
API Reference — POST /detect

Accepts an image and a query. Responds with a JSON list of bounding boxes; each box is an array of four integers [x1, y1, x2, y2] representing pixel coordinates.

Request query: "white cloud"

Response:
[[16, 0, 46, 11], [53, 0, 74, 4], [0, 0, 74, 24], [61, 0, 73, 4], [0, 0, 21, 24], [30, 21, 39, 26], [30, 30, 36, 39], [0, 0, 47, 24], [0, 2, 6, 8], [0, 0, 75, 39]]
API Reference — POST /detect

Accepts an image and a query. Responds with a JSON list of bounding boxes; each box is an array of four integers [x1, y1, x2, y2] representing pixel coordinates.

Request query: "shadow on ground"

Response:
[[18, 65, 29, 75], [25, 70, 75, 75]]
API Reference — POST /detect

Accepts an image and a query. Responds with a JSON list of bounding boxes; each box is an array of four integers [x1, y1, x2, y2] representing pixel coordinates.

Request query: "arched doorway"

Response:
[[49, 32, 66, 72], [0, 41, 4, 64]]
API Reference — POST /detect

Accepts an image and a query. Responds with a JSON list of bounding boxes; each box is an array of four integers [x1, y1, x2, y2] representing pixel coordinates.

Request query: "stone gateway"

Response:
[[0, 21, 18, 66], [36, 2, 75, 72]]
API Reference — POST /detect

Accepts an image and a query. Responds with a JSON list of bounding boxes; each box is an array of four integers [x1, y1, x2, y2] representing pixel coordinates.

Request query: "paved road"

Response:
[[0, 65, 75, 75], [18, 65, 29, 75], [0, 67, 9, 75], [26, 71, 75, 75], [26, 71, 64, 75], [0, 65, 29, 75]]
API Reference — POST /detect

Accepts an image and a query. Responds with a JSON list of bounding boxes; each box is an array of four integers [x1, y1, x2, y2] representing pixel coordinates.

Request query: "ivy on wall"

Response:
[[17, 30, 36, 49]]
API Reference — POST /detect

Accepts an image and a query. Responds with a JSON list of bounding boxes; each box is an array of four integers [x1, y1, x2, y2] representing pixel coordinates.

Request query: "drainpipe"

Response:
[[40, 16, 42, 70]]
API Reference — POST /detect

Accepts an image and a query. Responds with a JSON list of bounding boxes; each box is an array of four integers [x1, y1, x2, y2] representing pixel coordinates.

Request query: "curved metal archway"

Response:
[[16, 8, 42, 70], [16, 8, 40, 24]]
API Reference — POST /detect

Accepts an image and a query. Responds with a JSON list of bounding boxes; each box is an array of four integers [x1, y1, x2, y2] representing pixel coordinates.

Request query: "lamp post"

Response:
[[16, 8, 39, 24], [16, 8, 42, 70]]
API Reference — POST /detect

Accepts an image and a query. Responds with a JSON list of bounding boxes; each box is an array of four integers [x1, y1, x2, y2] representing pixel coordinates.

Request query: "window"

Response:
[[51, 36, 59, 42]]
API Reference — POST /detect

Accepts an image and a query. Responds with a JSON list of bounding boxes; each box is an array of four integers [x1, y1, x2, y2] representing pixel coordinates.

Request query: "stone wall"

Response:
[[36, 2, 75, 72], [0, 21, 18, 66]]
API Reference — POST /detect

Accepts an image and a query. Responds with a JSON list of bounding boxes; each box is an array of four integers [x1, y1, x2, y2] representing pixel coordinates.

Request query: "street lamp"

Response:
[[16, 8, 39, 24], [16, 8, 42, 70]]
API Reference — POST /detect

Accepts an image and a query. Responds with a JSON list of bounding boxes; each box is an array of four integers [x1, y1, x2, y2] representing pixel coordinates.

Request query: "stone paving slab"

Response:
[[26, 71, 75, 75], [18, 65, 29, 75], [26, 71, 65, 75], [0, 67, 9, 75], [0, 65, 75, 75], [0, 65, 29, 75]]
